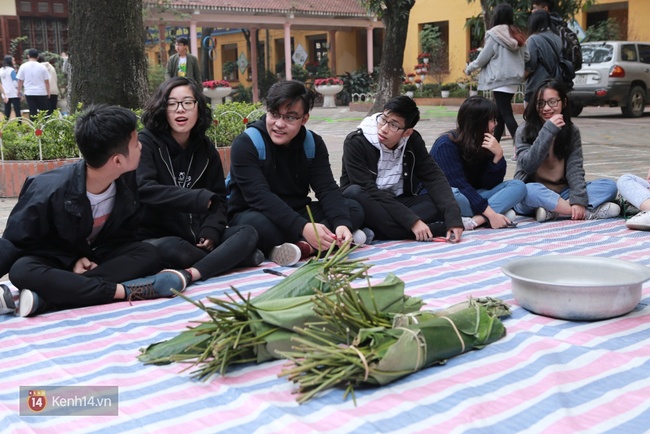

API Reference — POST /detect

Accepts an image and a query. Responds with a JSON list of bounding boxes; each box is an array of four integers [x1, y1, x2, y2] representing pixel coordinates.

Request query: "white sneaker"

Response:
[[625, 210, 650, 230], [535, 207, 558, 222], [462, 217, 478, 230], [586, 202, 621, 220], [503, 209, 516, 222], [352, 229, 367, 246], [18, 289, 40, 317], [269, 243, 301, 267]]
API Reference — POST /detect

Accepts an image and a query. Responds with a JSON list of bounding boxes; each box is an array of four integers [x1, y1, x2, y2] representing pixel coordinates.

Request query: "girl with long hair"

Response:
[[0, 56, 20, 120], [136, 77, 262, 285], [431, 96, 526, 230], [514, 79, 619, 222]]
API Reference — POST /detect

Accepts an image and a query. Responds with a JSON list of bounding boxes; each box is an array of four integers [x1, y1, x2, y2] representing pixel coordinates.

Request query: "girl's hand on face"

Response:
[[549, 114, 565, 128], [482, 133, 503, 161]]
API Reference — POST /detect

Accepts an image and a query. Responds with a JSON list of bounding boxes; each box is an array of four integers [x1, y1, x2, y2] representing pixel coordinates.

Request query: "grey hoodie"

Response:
[[465, 24, 528, 91]]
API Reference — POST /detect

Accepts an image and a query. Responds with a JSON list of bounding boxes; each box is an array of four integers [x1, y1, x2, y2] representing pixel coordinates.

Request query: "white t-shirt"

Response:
[[0, 66, 18, 98], [87, 182, 117, 243], [16, 60, 50, 96]]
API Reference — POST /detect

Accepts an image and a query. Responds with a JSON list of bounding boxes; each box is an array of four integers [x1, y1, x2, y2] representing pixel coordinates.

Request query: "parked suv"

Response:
[[569, 41, 650, 117]]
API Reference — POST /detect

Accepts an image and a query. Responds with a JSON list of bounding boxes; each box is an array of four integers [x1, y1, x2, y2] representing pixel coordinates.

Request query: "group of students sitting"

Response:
[[0, 77, 646, 318]]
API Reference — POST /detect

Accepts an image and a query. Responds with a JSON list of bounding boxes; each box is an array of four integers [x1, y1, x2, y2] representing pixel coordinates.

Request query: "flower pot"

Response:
[[315, 84, 343, 108], [441, 90, 450, 98], [203, 87, 232, 106]]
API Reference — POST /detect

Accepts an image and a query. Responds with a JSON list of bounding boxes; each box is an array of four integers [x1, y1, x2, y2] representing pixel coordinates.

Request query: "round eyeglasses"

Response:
[[376, 114, 406, 133], [267, 111, 305, 124], [536, 98, 562, 109]]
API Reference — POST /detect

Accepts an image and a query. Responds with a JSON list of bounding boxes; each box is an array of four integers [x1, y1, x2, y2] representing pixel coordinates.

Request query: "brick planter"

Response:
[[0, 158, 80, 197], [217, 147, 231, 175]]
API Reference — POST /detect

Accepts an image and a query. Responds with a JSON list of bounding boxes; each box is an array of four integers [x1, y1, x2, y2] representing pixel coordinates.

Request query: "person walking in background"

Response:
[[0, 56, 20, 120], [617, 170, 650, 230], [228, 80, 365, 266], [465, 3, 527, 146], [16, 48, 50, 120], [39, 55, 59, 115], [340, 96, 464, 242], [523, 11, 561, 104], [136, 77, 262, 285], [431, 96, 527, 230], [166, 37, 201, 85], [513, 79, 619, 222]]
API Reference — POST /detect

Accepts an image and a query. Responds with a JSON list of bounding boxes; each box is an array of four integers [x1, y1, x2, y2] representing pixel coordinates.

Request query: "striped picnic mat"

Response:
[[2, 217, 649, 433]]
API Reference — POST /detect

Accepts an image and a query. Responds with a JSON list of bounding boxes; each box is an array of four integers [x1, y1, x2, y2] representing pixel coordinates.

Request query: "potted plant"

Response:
[[223, 61, 238, 80], [440, 83, 452, 98], [203, 80, 232, 106], [402, 83, 417, 98], [314, 77, 344, 108]]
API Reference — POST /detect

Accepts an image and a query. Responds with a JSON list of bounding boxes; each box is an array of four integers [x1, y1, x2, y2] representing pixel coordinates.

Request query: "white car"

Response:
[[569, 41, 650, 117]]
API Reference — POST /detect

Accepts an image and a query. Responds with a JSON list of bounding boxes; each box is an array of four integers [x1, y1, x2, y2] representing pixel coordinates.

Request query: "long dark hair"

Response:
[[522, 78, 574, 160], [527, 10, 551, 36], [449, 96, 498, 161], [141, 76, 212, 138], [491, 3, 526, 46]]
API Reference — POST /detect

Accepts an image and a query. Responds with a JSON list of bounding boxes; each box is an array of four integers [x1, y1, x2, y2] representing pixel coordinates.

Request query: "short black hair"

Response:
[[141, 76, 212, 138], [532, 0, 554, 10], [266, 80, 315, 115], [382, 96, 420, 129], [3, 55, 12, 67], [27, 48, 39, 59], [176, 37, 189, 46], [75, 105, 138, 168]]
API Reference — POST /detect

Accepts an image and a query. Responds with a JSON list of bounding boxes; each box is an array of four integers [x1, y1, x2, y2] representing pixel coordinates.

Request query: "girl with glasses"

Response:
[[136, 77, 262, 285], [513, 78, 619, 222], [431, 96, 526, 230]]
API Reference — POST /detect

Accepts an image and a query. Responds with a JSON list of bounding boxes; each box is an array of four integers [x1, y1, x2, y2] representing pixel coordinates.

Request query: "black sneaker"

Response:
[[122, 269, 188, 303], [1, 284, 16, 315], [240, 249, 265, 267]]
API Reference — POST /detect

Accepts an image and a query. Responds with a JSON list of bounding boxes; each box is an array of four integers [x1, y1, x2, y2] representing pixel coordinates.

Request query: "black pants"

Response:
[[342, 185, 444, 240], [9, 242, 161, 307], [25, 95, 49, 119], [48, 94, 58, 115], [493, 91, 518, 142], [3, 97, 21, 120], [231, 200, 364, 254], [144, 225, 259, 280], [0, 238, 18, 276]]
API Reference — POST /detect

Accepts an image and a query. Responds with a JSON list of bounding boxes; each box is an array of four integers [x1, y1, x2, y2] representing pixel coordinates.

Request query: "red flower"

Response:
[[35, 129, 43, 136], [213, 119, 219, 126], [203, 80, 231, 89], [242, 118, 249, 124], [314, 77, 343, 86]]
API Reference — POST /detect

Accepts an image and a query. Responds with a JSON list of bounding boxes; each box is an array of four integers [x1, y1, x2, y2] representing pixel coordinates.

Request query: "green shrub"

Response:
[[207, 102, 264, 147], [1, 110, 79, 160], [232, 84, 253, 103], [147, 63, 166, 97]]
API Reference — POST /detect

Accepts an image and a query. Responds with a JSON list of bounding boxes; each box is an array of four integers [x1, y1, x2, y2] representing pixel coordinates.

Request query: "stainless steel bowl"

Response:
[[502, 256, 650, 321]]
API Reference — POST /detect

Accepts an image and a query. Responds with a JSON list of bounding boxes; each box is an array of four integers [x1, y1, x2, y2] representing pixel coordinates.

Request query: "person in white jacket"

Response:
[[465, 3, 527, 144]]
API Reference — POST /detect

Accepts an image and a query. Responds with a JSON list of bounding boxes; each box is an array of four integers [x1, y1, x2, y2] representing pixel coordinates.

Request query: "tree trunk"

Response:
[[68, 0, 148, 110], [201, 27, 215, 82], [368, 0, 415, 114]]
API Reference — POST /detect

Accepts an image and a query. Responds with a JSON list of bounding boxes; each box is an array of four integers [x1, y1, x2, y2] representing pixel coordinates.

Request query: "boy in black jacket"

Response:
[[340, 96, 464, 242], [3, 105, 187, 317], [227, 80, 365, 266]]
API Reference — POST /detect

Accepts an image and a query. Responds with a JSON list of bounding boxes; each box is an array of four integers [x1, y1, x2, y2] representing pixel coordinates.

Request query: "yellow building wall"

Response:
[[0, 3, 16, 15]]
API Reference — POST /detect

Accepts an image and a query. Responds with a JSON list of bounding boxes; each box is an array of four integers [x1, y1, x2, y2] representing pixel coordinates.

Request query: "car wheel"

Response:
[[570, 104, 583, 117], [621, 85, 646, 118]]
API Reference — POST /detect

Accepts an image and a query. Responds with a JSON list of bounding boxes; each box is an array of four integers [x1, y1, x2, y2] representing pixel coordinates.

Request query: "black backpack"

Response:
[[541, 33, 577, 91], [557, 24, 582, 72]]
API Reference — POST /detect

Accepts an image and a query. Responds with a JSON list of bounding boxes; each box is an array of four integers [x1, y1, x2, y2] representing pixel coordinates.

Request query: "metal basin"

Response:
[[502, 256, 650, 321]]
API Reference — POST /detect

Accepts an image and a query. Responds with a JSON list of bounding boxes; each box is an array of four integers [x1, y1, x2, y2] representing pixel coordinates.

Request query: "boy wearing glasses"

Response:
[[227, 80, 365, 266], [340, 96, 464, 242], [2, 105, 187, 317]]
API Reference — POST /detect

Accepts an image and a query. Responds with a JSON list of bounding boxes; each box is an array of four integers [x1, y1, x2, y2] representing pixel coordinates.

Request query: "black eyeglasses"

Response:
[[166, 100, 197, 111], [376, 114, 406, 133], [536, 98, 562, 109], [267, 111, 305, 124]]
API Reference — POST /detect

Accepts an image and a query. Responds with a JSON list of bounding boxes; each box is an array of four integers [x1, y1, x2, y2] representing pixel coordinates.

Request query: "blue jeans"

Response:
[[514, 178, 618, 216], [453, 180, 527, 217]]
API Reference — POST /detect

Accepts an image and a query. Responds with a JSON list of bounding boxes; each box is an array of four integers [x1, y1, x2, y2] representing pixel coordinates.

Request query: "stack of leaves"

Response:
[[138, 245, 423, 380], [279, 293, 511, 404]]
